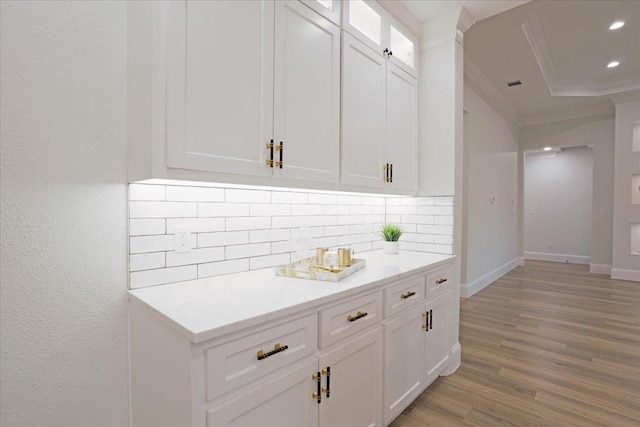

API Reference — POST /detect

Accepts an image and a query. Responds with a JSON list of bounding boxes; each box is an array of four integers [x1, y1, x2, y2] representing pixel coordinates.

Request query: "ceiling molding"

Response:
[[420, 10, 461, 49], [464, 56, 522, 126], [609, 89, 640, 105], [457, 7, 476, 33], [519, 102, 614, 127], [522, 12, 640, 97]]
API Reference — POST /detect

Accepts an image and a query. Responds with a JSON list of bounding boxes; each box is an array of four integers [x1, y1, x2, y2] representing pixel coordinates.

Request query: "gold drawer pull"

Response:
[[347, 311, 368, 322], [401, 291, 416, 299], [435, 278, 448, 284], [256, 343, 288, 361]]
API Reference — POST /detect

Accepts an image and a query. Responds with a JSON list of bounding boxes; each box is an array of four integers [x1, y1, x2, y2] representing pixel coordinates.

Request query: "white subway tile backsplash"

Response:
[[130, 235, 174, 254], [128, 184, 454, 289], [166, 186, 224, 202], [130, 219, 165, 236], [130, 252, 165, 272], [308, 193, 337, 204], [130, 201, 197, 218], [130, 265, 197, 289], [198, 259, 250, 279], [250, 204, 290, 217], [416, 224, 453, 235], [129, 184, 165, 201], [226, 243, 271, 259], [166, 247, 225, 267], [198, 203, 249, 217], [226, 189, 271, 203], [198, 231, 249, 248], [250, 253, 290, 270], [308, 215, 337, 227], [166, 218, 224, 234], [291, 204, 320, 216], [226, 217, 271, 231], [272, 191, 307, 204], [250, 229, 290, 243]]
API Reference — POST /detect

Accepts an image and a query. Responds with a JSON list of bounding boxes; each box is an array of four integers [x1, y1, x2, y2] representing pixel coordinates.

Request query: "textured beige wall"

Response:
[[1, 2, 129, 425]]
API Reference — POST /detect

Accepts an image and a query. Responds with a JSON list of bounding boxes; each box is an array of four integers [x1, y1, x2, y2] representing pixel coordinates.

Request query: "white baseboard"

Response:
[[589, 263, 612, 275], [517, 257, 525, 266], [445, 342, 461, 375], [524, 251, 590, 265], [460, 258, 520, 298], [611, 268, 640, 282]]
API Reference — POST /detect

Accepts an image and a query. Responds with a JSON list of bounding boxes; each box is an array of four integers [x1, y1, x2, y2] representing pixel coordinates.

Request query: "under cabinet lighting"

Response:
[[609, 21, 625, 30], [607, 61, 620, 68]]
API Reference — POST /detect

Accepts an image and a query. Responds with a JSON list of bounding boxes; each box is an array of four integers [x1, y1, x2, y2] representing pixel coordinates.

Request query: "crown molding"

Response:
[[519, 102, 614, 127], [464, 56, 522, 126], [609, 89, 640, 106], [420, 6, 476, 50], [522, 12, 640, 97]]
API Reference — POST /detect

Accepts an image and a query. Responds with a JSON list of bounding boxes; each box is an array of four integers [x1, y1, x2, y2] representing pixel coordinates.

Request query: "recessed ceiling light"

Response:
[[609, 21, 625, 30], [543, 147, 552, 151], [607, 61, 620, 68]]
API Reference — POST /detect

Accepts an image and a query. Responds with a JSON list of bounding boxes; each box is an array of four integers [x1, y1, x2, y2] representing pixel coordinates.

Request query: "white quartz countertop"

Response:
[[128, 250, 453, 343]]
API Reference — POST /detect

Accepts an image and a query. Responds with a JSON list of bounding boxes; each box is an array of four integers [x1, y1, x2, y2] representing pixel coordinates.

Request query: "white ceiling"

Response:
[[399, 0, 640, 126]]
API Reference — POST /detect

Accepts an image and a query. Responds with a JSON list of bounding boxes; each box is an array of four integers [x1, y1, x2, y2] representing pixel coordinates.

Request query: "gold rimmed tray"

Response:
[[275, 257, 366, 282]]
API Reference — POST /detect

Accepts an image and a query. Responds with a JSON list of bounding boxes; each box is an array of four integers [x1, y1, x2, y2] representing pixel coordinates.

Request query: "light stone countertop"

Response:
[[128, 250, 454, 343]]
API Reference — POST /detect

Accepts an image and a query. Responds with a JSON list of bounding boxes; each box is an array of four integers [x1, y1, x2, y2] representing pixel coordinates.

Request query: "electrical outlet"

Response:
[[174, 227, 191, 253]]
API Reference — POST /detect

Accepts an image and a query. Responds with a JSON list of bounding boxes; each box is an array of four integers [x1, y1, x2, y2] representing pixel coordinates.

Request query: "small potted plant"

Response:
[[381, 224, 403, 254]]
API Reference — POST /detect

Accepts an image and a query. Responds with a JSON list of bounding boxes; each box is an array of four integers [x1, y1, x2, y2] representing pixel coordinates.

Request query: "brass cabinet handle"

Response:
[[256, 343, 288, 361], [312, 371, 321, 404], [401, 291, 416, 299], [436, 278, 448, 284], [424, 311, 430, 332], [266, 140, 274, 168], [390, 164, 393, 182], [347, 310, 368, 322], [429, 309, 433, 330], [278, 141, 283, 169], [323, 366, 330, 398]]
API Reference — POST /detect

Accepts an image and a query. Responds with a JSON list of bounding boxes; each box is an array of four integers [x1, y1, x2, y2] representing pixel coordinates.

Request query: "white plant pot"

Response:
[[383, 241, 399, 254]]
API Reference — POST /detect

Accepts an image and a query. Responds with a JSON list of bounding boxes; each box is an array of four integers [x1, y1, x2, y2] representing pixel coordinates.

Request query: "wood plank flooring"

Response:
[[389, 260, 640, 427]]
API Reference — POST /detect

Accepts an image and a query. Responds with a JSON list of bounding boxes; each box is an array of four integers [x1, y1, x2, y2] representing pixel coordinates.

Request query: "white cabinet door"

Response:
[[274, 1, 340, 184], [383, 304, 425, 424], [319, 327, 383, 427], [207, 359, 318, 427], [301, 0, 341, 26], [166, 1, 273, 177], [424, 290, 452, 385], [386, 63, 418, 192], [341, 32, 386, 189]]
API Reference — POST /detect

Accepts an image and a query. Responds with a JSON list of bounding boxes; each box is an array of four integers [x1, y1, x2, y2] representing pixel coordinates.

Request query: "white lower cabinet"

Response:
[[319, 327, 383, 427], [383, 289, 453, 424], [207, 359, 319, 427], [129, 260, 455, 427]]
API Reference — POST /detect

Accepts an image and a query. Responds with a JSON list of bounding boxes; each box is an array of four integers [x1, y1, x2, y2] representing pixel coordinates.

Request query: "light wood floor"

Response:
[[390, 260, 640, 427]]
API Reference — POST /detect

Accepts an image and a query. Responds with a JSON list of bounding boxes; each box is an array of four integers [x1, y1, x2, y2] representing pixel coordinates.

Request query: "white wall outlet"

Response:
[[174, 226, 191, 253]]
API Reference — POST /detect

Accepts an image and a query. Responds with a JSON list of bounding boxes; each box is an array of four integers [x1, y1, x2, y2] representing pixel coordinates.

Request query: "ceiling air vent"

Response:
[[507, 80, 522, 87]]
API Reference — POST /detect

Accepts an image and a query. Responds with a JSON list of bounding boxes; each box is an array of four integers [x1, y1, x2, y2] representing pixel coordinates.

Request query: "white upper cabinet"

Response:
[[386, 62, 418, 192], [274, 1, 340, 184], [341, 32, 418, 192], [301, 0, 341, 26], [343, 0, 417, 77], [341, 32, 386, 189], [165, 1, 274, 177], [164, 0, 339, 185]]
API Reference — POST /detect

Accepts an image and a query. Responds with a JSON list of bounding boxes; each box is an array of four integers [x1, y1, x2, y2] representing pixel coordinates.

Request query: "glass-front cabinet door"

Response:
[[343, 0, 417, 77], [301, 0, 341, 26]]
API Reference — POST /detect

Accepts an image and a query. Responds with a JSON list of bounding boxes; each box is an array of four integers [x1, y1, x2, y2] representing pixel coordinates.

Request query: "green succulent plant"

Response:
[[380, 224, 404, 242]]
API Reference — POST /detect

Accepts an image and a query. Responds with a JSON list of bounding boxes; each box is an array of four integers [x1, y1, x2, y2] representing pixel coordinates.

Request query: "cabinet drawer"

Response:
[[205, 314, 317, 401], [383, 275, 426, 318], [426, 264, 452, 298], [319, 291, 382, 348]]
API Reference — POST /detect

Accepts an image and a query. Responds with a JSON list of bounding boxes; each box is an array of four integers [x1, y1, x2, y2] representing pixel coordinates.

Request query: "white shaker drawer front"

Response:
[[205, 314, 317, 401], [319, 291, 382, 348], [426, 265, 452, 298], [383, 275, 426, 318]]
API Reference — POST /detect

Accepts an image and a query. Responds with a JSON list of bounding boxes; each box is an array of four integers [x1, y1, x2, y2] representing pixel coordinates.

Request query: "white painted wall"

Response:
[[0, 2, 129, 425], [524, 148, 593, 264], [461, 85, 520, 297], [611, 101, 640, 281], [520, 115, 614, 274]]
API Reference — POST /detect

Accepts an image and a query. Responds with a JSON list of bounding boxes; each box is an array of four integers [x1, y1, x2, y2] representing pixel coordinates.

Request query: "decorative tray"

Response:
[[275, 257, 366, 282]]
